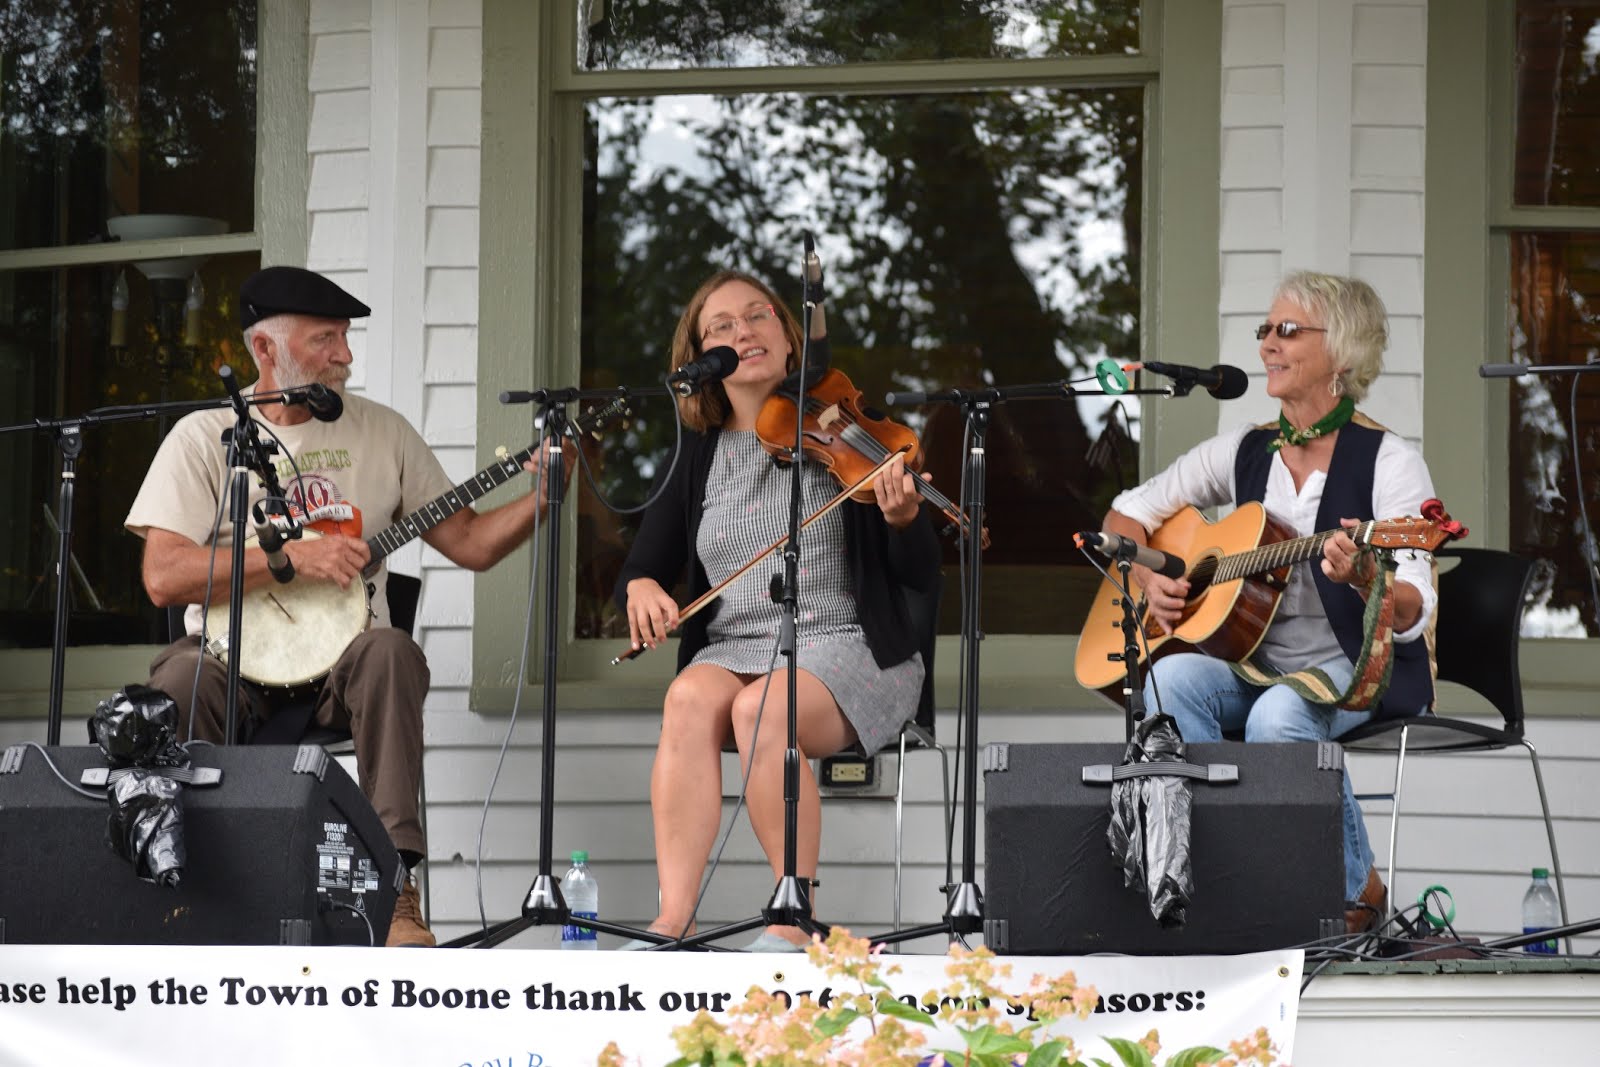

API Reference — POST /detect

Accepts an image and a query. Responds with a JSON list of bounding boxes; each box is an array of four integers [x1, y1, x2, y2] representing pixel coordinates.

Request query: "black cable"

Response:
[[319, 897, 377, 947], [567, 390, 686, 518], [472, 416, 551, 934]]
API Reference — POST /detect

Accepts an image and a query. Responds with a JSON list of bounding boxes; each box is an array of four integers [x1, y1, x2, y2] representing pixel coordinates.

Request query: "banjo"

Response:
[[204, 400, 626, 687]]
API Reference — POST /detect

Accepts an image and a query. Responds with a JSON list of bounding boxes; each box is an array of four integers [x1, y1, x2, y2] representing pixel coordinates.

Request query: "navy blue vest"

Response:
[[1234, 423, 1431, 716]]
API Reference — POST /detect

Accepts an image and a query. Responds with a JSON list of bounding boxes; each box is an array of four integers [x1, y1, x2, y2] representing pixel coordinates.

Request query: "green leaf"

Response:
[[961, 1028, 1033, 1056], [1164, 1048, 1227, 1067], [876, 994, 937, 1027], [1102, 1037, 1156, 1067], [1090, 1060, 1115, 1067], [1024, 1039, 1069, 1067], [813, 1008, 863, 1037]]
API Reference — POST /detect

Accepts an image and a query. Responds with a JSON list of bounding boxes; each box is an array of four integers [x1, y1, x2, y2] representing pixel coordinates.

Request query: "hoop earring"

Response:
[[1329, 375, 1346, 398]]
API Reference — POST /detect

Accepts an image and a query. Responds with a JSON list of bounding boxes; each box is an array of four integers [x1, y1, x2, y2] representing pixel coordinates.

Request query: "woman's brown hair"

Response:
[[669, 270, 804, 432]]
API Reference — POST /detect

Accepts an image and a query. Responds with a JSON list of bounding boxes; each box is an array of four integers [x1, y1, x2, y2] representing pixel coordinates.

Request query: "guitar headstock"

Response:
[[1366, 499, 1469, 551]]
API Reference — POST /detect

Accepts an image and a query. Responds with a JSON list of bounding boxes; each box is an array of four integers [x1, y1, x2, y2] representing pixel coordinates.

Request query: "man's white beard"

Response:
[[274, 349, 351, 393]]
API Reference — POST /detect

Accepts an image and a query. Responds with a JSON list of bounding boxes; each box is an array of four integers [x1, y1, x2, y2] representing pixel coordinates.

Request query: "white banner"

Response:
[[0, 944, 1300, 1065]]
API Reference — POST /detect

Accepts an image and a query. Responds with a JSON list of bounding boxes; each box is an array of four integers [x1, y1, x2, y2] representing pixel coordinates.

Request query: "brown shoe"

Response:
[[1345, 866, 1387, 935], [386, 877, 435, 948]]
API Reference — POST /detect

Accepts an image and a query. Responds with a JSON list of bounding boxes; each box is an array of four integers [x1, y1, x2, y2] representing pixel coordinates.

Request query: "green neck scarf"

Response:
[[1270, 396, 1354, 452]]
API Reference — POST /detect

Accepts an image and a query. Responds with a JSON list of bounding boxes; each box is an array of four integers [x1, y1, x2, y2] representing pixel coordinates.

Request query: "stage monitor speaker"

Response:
[[983, 740, 1344, 955], [0, 744, 401, 946]]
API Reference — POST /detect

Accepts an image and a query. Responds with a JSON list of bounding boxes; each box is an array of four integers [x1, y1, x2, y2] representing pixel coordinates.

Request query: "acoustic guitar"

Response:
[[203, 399, 628, 687], [1073, 500, 1464, 700]]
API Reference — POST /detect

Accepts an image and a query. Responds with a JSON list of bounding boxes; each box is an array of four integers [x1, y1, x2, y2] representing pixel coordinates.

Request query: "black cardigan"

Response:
[[614, 428, 943, 697]]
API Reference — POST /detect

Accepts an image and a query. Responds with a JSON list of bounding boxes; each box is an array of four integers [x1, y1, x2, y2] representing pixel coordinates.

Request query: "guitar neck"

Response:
[[1213, 520, 1379, 583], [366, 444, 537, 564]]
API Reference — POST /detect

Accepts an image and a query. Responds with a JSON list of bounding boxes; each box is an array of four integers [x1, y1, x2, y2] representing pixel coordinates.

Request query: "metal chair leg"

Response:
[[1518, 738, 1569, 948], [892, 723, 953, 940], [1383, 723, 1411, 908]]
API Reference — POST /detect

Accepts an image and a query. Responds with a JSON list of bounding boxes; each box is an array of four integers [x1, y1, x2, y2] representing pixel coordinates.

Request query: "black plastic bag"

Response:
[[91, 686, 189, 887], [89, 684, 186, 768], [1107, 712, 1193, 926], [106, 770, 187, 887]]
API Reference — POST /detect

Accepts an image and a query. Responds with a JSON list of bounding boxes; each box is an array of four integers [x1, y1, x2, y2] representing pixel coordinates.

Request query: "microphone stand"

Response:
[[866, 379, 1153, 948], [449, 384, 671, 950], [625, 250, 830, 953], [215, 366, 306, 745], [0, 385, 336, 747], [1111, 550, 1149, 742]]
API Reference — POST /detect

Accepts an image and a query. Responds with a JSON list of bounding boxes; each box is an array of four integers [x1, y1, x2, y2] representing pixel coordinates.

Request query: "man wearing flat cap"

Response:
[[126, 266, 564, 948]]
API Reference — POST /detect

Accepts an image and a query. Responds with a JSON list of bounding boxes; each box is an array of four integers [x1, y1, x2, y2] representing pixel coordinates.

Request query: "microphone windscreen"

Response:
[[307, 384, 344, 422], [702, 345, 739, 379], [1210, 364, 1249, 400]]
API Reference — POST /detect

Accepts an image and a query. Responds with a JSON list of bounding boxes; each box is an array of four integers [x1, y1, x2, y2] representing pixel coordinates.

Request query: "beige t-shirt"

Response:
[[125, 390, 454, 636]]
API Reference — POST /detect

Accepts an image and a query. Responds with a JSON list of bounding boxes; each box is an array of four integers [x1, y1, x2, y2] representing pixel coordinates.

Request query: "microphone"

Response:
[[779, 234, 831, 396], [255, 517, 295, 584], [218, 364, 249, 417], [1126, 361, 1249, 400], [1479, 362, 1600, 378], [300, 383, 344, 422], [1075, 530, 1187, 579], [667, 345, 739, 396]]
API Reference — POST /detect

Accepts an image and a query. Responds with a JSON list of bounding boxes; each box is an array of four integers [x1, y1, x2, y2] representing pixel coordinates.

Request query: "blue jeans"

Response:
[[1142, 652, 1374, 901]]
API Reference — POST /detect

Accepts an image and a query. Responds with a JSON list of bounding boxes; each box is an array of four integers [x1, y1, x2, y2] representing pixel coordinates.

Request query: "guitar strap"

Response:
[[1228, 548, 1400, 711]]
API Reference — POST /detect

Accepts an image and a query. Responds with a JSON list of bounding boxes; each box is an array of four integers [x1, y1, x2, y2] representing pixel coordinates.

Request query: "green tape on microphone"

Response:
[[1096, 359, 1129, 395]]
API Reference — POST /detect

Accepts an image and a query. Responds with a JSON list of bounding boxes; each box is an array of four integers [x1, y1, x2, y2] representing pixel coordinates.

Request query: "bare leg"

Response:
[[730, 668, 856, 946], [648, 664, 743, 937]]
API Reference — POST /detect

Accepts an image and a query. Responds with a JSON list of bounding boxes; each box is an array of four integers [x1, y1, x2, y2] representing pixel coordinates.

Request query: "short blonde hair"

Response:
[[1274, 271, 1389, 402], [668, 271, 803, 432]]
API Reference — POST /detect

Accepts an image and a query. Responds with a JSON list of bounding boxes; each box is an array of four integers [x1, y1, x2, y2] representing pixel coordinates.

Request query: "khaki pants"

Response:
[[147, 629, 430, 856]]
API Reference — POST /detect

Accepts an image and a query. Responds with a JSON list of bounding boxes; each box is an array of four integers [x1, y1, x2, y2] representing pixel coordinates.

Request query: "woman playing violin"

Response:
[[615, 270, 941, 951]]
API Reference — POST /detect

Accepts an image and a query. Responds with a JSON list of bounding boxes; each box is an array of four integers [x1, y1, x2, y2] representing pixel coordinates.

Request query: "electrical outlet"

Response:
[[819, 754, 877, 791]]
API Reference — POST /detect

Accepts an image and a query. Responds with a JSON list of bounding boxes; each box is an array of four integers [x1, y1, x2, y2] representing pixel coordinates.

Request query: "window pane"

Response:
[[577, 0, 1140, 71], [1507, 231, 1600, 637], [0, 1, 257, 252], [575, 88, 1142, 639], [0, 253, 261, 648], [1513, 1, 1600, 207]]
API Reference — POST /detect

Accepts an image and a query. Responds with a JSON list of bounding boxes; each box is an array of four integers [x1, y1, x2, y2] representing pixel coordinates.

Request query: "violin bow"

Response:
[[611, 446, 911, 665]]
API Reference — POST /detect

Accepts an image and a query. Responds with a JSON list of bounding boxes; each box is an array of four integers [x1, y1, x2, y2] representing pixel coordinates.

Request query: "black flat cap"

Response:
[[240, 266, 371, 329]]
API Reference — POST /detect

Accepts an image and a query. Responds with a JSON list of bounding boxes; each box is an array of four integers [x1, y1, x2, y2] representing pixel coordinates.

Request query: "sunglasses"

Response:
[[1255, 321, 1328, 341]]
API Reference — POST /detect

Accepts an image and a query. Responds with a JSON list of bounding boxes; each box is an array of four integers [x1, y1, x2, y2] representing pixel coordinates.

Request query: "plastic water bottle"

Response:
[[560, 850, 599, 950], [1521, 867, 1559, 955]]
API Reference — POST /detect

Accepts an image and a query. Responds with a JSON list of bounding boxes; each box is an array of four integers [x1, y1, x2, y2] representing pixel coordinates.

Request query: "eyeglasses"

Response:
[[701, 303, 777, 343], [1255, 321, 1327, 341]]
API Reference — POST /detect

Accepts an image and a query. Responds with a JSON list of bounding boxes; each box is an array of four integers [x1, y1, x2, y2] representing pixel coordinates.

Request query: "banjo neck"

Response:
[[363, 396, 628, 566], [365, 444, 538, 566]]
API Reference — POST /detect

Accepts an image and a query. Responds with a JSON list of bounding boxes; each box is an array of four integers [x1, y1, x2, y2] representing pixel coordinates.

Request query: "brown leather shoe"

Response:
[[386, 877, 436, 948], [1345, 866, 1387, 935]]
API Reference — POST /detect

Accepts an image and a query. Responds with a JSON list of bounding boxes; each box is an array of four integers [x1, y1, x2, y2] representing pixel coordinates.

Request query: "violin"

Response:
[[753, 367, 990, 549]]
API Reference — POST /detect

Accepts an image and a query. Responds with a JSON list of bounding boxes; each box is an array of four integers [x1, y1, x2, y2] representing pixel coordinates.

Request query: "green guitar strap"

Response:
[[1228, 548, 1399, 711]]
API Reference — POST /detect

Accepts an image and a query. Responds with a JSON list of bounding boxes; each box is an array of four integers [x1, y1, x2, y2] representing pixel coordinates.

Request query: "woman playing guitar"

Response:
[[1095, 271, 1441, 937]]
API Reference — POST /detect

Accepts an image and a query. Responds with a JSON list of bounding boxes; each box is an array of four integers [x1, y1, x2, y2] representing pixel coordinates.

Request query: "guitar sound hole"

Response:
[[1186, 564, 1216, 600]]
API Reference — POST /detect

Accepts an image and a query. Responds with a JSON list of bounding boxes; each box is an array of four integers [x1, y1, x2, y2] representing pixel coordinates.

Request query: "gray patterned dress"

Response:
[[689, 431, 923, 754]]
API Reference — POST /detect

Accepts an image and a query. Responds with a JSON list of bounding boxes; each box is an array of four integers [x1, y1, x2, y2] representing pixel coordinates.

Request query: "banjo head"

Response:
[[204, 529, 373, 687]]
